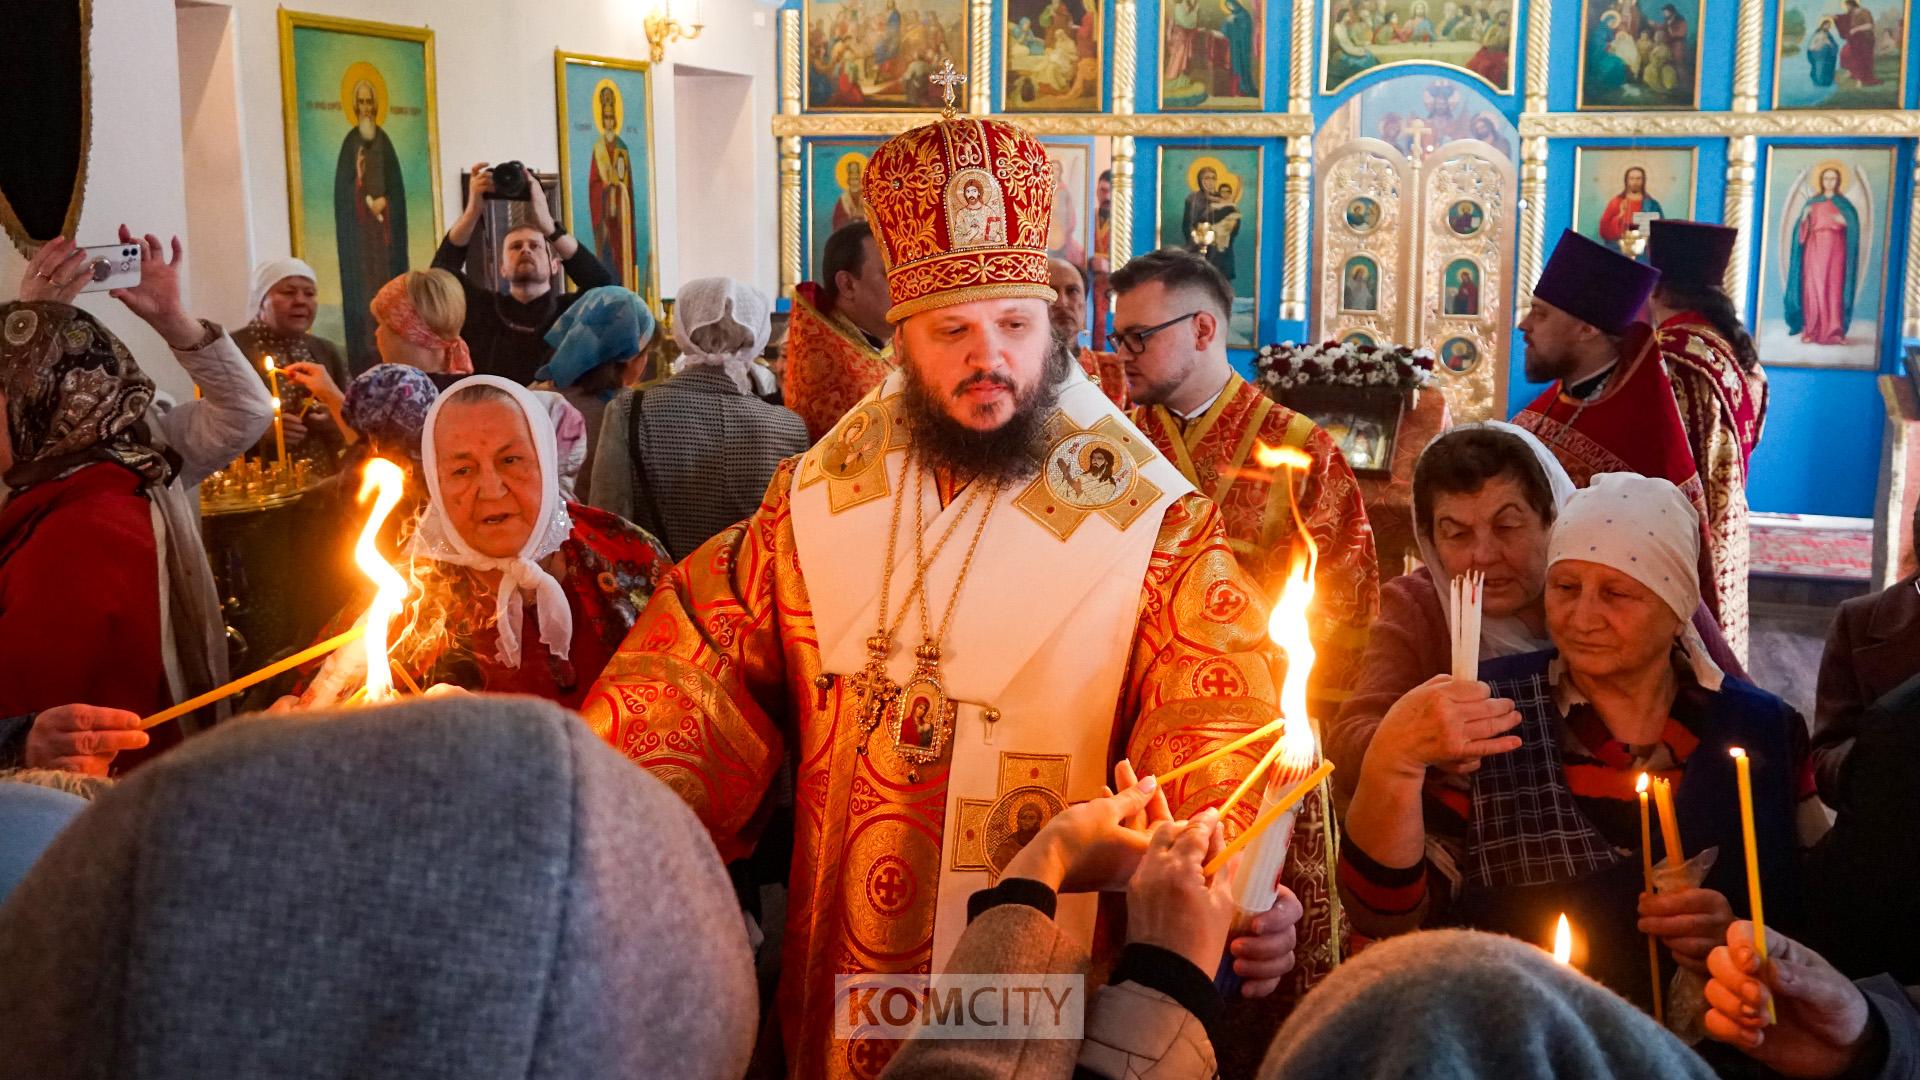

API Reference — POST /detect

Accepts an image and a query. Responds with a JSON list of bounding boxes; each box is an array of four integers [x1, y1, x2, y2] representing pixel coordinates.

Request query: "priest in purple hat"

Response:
[[1513, 229, 1715, 609], [1650, 218, 1768, 665]]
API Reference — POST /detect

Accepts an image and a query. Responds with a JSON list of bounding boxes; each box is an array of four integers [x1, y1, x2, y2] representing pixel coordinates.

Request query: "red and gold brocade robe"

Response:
[[1078, 346, 1130, 408], [1660, 312, 1769, 665], [785, 281, 894, 443], [582, 432, 1342, 1080], [1134, 373, 1381, 724], [1513, 324, 1719, 635]]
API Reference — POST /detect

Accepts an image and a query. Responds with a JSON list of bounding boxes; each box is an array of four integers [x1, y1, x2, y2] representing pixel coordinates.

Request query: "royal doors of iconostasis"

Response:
[[1313, 77, 1519, 421]]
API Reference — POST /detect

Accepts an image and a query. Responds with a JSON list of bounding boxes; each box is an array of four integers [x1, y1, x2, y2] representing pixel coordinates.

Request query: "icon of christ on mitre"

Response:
[[581, 90, 1341, 1080]]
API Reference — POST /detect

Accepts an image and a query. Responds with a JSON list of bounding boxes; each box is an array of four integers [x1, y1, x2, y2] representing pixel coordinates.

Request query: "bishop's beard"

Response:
[[899, 331, 1075, 485]]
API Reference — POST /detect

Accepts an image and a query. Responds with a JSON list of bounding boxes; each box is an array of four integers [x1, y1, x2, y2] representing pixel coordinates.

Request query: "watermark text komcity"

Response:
[[833, 975, 1085, 1040]]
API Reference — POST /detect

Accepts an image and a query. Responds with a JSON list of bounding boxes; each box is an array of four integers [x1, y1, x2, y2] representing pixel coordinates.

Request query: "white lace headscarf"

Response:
[[670, 277, 772, 395], [412, 375, 575, 669], [1548, 471, 1723, 688], [1413, 421, 1580, 660]]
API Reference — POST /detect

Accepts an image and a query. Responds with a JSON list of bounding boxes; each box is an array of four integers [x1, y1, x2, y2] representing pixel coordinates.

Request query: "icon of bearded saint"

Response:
[[949, 173, 1007, 247]]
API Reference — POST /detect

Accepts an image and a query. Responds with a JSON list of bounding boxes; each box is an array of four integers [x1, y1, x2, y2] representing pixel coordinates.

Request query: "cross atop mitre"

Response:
[[930, 59, 967, 119]]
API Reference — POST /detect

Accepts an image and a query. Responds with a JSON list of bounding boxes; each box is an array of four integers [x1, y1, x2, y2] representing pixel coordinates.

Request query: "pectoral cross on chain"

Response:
[[931, 60, 967, 120]]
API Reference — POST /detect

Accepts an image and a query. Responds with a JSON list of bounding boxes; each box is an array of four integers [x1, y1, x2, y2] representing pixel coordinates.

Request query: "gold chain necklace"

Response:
[[850, 455, 996, 761]]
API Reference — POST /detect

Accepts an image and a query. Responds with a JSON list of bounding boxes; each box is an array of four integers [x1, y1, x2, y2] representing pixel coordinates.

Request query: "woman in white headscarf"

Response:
[[1328, 422, 1742, 794], [232, 257, 352, 461], [1340, 472, 1818, 1020], [591, 277, 808, 561], [299, 376, 668, 708]]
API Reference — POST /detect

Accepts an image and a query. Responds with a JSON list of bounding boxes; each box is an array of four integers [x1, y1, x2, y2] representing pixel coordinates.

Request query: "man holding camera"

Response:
[[431, 161, 615, 385]]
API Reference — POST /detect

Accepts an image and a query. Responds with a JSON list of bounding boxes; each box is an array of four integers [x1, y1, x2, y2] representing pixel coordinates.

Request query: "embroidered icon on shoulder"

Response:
[[1014, 413, 1162, 540], [798, 395, 910, 513]]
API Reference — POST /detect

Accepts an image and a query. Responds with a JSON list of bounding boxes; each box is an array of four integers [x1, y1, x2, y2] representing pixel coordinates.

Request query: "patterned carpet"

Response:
[[1750, 513, 1874, 581]]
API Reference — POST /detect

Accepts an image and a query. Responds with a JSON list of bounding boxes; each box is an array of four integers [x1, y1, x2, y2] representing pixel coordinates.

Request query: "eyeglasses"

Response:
[[1110, 311, 1200, 356]]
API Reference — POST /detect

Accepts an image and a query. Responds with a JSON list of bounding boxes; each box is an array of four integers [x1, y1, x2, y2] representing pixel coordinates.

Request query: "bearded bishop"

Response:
[[584, 112, 1339, 1079]]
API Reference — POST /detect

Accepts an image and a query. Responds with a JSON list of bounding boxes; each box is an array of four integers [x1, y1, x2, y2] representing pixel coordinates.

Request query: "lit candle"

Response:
[[1552, 912, 1573, 966], [1637, 773, 1665, 1024], [262, 354, 281, 399], [1729, 747, 1775, 1023], [271, 396, 287, 469]]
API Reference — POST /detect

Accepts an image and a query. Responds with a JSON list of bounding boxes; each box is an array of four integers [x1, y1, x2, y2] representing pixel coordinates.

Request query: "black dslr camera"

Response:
[[489, 160, 532, 200]]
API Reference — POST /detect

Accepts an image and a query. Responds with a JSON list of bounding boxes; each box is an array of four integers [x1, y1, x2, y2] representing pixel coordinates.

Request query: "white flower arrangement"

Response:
[[1252, 338, 1439, 395]]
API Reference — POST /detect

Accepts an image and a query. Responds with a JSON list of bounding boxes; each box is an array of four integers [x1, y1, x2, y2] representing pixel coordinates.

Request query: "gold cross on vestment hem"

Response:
[[931, 60, 967, 119]]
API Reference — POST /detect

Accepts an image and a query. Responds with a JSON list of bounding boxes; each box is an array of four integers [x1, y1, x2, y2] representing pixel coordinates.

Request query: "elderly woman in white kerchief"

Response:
[[1340, 473, 1818, 1021], [231, 257, 353, 455], [297, 375, 669, 709]]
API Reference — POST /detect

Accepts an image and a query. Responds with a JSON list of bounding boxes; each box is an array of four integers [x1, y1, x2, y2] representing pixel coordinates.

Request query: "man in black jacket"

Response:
[[432, 161, 614, 384]]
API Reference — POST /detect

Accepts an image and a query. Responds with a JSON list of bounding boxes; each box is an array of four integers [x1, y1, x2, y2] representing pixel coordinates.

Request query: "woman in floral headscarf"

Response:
[[0, 302, 223, 728], [298, 376, 669, 709]]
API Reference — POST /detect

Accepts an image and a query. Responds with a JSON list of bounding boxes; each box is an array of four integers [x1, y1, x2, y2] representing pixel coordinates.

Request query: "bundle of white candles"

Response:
[[1449, 570, 1485, 682]]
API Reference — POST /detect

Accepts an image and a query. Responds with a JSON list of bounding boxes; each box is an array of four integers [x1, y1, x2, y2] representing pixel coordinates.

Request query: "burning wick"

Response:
[[354, 458, 410, 702], [1552, 913, 1573, 966]]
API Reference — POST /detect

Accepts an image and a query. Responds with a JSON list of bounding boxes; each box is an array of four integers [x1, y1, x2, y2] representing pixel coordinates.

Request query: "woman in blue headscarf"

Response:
[[532, 286, 657, 506]]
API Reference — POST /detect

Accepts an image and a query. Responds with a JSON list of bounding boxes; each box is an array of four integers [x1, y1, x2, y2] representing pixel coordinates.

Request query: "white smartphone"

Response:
[[78, 242, 142, 293]]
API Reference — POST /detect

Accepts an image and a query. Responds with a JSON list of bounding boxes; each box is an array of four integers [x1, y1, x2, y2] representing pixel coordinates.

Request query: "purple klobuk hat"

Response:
[[1647, 219, 1738, 289], [1532, 229, 1662, 334]]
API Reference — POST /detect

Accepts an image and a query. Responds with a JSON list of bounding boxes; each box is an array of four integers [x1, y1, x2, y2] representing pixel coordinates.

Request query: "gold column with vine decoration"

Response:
[[1108, 0, 1139, 271], [1906, 154, 1920, 339], [968, 0, 992, 115], [1731, 0, 1764, 112], [1280, 0, 1315, 323], [1723, 135, 1757, 319], [1514, 0, 1551, 311], [1723, 0, 1764, 320], [779, 8, 803, 298]]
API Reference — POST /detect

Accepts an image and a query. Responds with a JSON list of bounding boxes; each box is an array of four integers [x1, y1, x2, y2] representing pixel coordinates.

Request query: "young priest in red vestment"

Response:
[[1114, 248, 1380, 725]]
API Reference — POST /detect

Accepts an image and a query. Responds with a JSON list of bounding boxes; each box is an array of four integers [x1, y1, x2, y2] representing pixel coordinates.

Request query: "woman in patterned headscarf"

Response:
[[0, 302, 223, 732]]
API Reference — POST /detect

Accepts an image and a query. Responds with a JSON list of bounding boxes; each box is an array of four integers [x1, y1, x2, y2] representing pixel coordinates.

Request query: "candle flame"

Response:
[[353, 458, 409, 702], [273, 396, 282, 416], [1552, 913, 1573, 965], [1635, 771, 1650, 794], [262, 355, 276, 372], [1264, 445, 1320, 772], [1269, 546, 1318, 767], [1729, 746, 1747, 760], [1254, 442, 1315, 471]]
